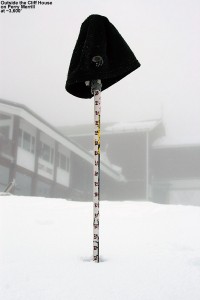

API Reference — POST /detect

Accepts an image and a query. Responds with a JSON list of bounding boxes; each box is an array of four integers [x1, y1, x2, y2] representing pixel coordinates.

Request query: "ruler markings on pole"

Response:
[[93, 87, 101, 262]]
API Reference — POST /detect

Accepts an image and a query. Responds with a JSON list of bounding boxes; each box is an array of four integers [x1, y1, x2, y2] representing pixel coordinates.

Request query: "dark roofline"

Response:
[[0, 98, 75, 143]]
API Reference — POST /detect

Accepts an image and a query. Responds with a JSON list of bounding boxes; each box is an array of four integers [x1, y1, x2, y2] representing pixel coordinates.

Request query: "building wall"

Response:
[[0, 163, 10, 191], [152, 147, 200, 179], [37, 133, 55, 180], [17, 119, 36, 172], [69, 124, 165, 200], [56, 144, 70, 187], [0, 112, 72, 198], [0, 101, 123, 200], [69, 152, 93, 201], [151, 147, 200, 204], [70, 133, 148, 199]]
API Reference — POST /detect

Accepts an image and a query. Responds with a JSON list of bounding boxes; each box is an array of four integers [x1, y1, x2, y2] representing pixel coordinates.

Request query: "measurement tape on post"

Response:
[[92, 80, 102, 263]]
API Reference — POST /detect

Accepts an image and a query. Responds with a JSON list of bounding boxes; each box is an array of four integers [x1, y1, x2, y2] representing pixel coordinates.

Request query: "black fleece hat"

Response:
[[65, 14, 140, 99]]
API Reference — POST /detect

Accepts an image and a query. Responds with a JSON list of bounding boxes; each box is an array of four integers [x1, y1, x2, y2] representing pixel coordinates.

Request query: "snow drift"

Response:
[[1, 196, 200, 300]]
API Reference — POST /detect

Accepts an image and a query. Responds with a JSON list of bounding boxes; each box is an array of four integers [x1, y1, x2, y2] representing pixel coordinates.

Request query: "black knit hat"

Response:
[[65, 14, 140, 99]]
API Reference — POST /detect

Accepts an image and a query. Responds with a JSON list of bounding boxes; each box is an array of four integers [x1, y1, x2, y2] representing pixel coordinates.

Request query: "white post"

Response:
[[92, 80, 101, 263]]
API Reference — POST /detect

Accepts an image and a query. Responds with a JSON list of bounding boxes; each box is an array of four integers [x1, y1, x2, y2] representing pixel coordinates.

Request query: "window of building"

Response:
[[59, 153, 66, 170], [39, 142, 54, 164], [0, 114, 11, 139], [0, 126, 10, 138], [58, 152, 69, 171], [18, 129, 35, 154], [23, 131, 31, 151], [18, 129, 22, 146], [31, 137, 35, 153]]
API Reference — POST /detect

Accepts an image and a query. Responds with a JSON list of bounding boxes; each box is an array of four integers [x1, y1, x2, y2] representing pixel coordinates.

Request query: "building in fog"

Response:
[[0, 99, 122, 200], [60, 122, 200, 205], [60, 120, 165, 200], [1, 98, 200, 205], [152, 136, 200, 205]]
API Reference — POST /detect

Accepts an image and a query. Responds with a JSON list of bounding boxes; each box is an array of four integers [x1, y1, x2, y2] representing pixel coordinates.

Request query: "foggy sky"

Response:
[[0, 0, 200, 137]]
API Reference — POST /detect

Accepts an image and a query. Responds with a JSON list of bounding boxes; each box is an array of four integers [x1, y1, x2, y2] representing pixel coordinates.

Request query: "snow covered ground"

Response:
[[1, 196, 200, 300]]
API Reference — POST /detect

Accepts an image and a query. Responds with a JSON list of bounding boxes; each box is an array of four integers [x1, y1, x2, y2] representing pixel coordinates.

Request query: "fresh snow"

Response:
[[1, 196, 200, 300], [153, 135, 200, 148], [105, 120, 160, 133]]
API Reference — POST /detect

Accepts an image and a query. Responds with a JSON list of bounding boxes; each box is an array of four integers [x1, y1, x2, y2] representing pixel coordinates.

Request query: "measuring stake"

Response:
[[91, 79, 102, 263]]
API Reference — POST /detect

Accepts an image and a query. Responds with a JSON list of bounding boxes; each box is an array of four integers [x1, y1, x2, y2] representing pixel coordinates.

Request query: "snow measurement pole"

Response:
[[65, 14, 141, 263], [86, 78, 102, 262], [91, 79, 102, 263]]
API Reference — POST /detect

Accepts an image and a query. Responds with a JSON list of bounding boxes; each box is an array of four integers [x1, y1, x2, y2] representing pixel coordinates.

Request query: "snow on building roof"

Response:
[[153, 136, 200, 149], [105, 120, 161, 134], [59, 120, 162, 137]]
